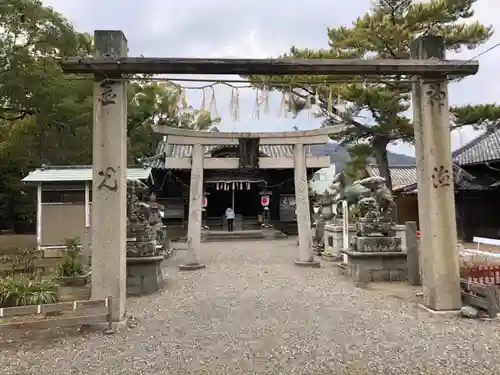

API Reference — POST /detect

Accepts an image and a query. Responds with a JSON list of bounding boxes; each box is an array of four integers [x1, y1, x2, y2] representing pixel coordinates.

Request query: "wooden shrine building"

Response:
[[145, 127, 331, 236]]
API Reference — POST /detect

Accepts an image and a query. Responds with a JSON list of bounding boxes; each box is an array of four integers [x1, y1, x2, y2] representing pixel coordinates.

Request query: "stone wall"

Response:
[[0, 248, 69, 276], [343, 251, 408, 283]]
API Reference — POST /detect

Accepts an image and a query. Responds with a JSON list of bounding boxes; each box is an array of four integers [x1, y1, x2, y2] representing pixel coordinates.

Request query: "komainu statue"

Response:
[[148, 193, 172, 258], [330, 171, 371, 217], [360, 176, 397, 222], [355, 176, 397, 237], [312, 189, 337, 252], [126, 180, 157, 257]]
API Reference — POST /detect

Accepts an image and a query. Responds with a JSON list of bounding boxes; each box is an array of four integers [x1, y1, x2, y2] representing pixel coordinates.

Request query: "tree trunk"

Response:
[[373, 138, 392, 191]]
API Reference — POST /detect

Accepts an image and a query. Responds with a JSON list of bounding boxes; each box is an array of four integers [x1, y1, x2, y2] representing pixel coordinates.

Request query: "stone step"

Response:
[[201, 229, 287, 242]]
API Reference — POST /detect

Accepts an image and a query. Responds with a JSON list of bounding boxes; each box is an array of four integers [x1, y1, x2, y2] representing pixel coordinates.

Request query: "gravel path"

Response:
[[1, 239, 500, 375]]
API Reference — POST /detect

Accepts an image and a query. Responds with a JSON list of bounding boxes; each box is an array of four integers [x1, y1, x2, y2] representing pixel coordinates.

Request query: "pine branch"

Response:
[[451, 104, 500, 130], [0, 107, 37, 121]]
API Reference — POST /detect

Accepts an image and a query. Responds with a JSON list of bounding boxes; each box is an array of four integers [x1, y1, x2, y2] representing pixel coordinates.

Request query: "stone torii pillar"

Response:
[[179, 143, 206, 270], [411, 35, 461, 311], [294, 143, 320, 268], [91, 31, 128, 323]]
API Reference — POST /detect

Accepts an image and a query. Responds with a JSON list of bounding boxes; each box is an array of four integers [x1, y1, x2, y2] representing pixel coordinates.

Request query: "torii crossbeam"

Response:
[[59, 30, 476, 323], [61, 56, 478, 76]]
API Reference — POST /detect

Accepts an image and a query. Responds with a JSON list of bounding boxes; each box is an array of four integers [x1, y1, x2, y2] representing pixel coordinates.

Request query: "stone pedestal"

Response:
[[126, 256, 164, 296], [353, 236, 402, 252], [341, 250, 408, 283], [343, 217, 407, 284], [323, 224, 357, 262], [126, 239, 157, 257], [394, 224, 407, 252], [312, 218, 325, 255], [322, 224, 343, 261]]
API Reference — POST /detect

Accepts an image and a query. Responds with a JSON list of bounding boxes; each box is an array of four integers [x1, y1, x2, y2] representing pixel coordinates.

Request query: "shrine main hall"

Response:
[[144, 127, 333, 236]]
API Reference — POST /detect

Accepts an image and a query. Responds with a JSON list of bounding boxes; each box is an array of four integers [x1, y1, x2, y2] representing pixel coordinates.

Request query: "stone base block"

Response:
[[354, 236, 402, 252], [418, 304, 461, 316], [394, 224, 407, 252], [126, 256, 164, 296], [58, 285, 91, 302], [56, 273, 91, 287], [341, 250, 407, 283], [356, 220, 395, 236], [179, 263, 206, 271], [294, 260, 321, 268], [90, 317, 129, 332], [312, 246, 324, 256], [126, 241, 157, 257], [322, 252, 341, 262]]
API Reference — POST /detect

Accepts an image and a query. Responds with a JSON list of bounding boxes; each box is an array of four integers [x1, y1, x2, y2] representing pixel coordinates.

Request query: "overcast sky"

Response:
[[43, 0, 500, 156]]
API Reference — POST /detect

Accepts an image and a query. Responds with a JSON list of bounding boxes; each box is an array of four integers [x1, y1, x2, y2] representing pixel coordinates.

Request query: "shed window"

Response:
[[42, 190, 86, 204]]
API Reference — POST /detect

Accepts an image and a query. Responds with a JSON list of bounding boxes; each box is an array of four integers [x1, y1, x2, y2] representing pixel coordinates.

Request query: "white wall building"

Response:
[[309, 164, 337, 195]]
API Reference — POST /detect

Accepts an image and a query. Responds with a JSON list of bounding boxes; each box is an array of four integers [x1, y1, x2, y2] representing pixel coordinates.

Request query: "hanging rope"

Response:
[[158, 170, 295, 190], [64, 74, 421, 121]]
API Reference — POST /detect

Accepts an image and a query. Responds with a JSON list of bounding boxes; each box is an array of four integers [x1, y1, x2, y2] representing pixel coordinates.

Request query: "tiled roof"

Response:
[[22, 165, 151, 183], [453, 128, 500, 166], [366, 165, 417, 190], [401, 178, 491, 195], [147, 140, 315, 169], [366, 164, 485, 192]]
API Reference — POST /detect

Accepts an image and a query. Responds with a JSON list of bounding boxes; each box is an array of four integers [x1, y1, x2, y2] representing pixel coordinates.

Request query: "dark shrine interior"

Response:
[[205, 183, 262, 218], [150, 163, 314, 229]]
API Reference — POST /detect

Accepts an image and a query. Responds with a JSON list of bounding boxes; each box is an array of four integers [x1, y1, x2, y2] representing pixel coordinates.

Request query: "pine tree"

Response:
[[343, 144, 373, 183], [249, 0, 493, 190], [451, 104, 500, 130]]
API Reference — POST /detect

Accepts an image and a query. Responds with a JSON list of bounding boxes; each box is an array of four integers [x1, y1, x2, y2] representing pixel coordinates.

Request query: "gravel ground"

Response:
[[1, 238, 500, 375]]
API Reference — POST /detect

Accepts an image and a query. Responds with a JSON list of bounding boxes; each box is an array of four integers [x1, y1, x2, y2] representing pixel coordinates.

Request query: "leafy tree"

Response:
[[0, 1, 219, 231], [0, 0, 90, 121], [249, 0, 493, 190], [0, 0, 91, 231], [128, 81, 221, 161]]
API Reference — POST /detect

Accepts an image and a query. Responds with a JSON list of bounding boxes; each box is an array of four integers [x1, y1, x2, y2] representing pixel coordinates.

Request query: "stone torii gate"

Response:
[[150, 126, 339, 271], [60, 30, 478, 323]]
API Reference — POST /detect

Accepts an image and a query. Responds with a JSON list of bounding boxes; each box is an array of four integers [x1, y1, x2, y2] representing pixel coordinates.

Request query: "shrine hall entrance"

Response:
[[205, 182, 262, 230]]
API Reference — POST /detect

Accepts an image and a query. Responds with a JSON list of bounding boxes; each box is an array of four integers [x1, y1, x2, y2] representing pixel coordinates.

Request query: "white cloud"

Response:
[[43, 0, 500, 156]]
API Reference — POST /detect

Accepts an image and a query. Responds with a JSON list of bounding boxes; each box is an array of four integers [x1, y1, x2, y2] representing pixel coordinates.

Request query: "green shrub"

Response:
[[55, 237, 87, 277], [0, 247, 37, 277], [55, 259, 85, 277], [0, 275, 58, 307]]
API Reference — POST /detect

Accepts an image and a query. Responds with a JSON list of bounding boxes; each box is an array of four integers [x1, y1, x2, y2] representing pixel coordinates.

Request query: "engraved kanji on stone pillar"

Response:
[[411, 36, 461, 311], [91, 31, 128, 323]]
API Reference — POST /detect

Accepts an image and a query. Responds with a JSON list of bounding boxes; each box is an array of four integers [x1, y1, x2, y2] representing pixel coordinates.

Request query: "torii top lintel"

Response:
[[61, 56, 478, 76], [60, 30, 478, 77], [152, 126, 341, 145]]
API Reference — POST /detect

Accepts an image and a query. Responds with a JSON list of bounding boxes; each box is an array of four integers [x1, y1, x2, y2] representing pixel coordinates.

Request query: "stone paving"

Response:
[[1, 239, 500, 375]]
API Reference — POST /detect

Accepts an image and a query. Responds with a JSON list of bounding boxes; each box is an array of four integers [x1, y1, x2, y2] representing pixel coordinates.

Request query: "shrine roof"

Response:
[[366, 164, 488, 193], [366, 165, 417, 191], [369, 164, 493, 194], [147, 141, 316, 168], [22, 165, 151, 183], [452, 128, 500, 166]]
